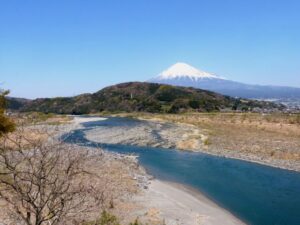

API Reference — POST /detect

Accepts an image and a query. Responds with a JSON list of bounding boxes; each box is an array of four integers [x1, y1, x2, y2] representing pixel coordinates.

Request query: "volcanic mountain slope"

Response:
[[149, 62, 300, 99], [10, 82, 283, 114]]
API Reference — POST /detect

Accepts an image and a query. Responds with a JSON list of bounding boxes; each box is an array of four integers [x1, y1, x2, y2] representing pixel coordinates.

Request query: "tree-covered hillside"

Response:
[[8, 82, 284, 114]]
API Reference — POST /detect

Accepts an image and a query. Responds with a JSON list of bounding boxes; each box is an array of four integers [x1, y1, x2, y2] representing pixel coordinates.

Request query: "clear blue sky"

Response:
[[1, 0, 299, 99]]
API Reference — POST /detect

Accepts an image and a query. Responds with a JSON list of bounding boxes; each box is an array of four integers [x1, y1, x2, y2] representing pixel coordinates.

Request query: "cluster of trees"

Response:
[[9, 82, 284, 115], [0, 90, 15, 136], [17, 83, 237, 114]]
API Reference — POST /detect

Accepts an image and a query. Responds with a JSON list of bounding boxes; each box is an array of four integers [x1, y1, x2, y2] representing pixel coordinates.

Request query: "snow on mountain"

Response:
[[149, 62, 300, 100], [154, 62, 222, 81]]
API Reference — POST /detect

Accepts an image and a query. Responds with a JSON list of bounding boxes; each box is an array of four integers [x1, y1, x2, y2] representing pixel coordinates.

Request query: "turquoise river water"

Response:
[[62, 117, 300, 225]]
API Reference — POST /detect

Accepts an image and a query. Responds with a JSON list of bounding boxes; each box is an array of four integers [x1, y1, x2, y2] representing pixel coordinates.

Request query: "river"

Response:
[[63, 117, 300, 225]]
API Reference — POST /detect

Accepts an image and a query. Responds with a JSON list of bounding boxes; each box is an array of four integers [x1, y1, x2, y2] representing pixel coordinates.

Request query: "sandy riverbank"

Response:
[[129, 113, 300, 172], [72, 116, 108, 124], [84, 117, 204, 150], [133, 179, 244, 225], [89, 114, 300, 172]]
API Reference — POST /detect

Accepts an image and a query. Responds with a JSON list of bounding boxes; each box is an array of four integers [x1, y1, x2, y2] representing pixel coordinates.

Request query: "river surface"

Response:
[[63, 117, 300, 225]]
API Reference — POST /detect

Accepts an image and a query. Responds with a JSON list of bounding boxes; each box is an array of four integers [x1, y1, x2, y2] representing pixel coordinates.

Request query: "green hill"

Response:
[[9, 82, 284, 114]]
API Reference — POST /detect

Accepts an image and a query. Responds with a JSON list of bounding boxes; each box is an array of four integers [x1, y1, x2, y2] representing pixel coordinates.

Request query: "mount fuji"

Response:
[[149, 62, 300, 101]]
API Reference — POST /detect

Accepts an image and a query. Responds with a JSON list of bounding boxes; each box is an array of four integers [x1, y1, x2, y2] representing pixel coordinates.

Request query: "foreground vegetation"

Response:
[[0, 121, 155, 224]]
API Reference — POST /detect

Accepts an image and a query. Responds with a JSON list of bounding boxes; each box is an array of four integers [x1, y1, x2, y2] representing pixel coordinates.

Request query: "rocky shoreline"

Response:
[[83, 116, 300, 172], [84, 118, 205, 150]]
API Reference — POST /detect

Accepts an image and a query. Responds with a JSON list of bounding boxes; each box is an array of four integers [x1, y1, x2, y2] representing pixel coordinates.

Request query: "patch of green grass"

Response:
[[82, 211, 146, 225], [203, 138, 211, 146]]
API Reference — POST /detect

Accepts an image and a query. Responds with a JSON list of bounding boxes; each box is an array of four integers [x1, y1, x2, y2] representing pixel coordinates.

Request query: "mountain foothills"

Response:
[[7, 82, 283, 114], [6, 97, 31, 110], [150, 62, 300, 100]]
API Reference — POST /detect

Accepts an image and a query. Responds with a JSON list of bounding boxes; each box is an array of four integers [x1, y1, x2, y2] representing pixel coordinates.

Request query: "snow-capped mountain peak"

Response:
[[156, 62, 221, 81], [149, 62, 300, 101]]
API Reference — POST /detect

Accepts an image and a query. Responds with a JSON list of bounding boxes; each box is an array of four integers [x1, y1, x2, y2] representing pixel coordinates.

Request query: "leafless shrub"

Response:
[[0, 125, 133, 225]]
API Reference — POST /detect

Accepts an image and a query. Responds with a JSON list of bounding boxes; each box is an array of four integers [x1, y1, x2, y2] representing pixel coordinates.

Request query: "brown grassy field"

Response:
[[121, 112, 300, 170]]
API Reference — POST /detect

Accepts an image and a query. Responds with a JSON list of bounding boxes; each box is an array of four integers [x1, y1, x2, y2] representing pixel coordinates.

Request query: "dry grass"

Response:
[[10, 112, 72, 126], [3, 113, 73, 149], [120, 112, 300, 170]]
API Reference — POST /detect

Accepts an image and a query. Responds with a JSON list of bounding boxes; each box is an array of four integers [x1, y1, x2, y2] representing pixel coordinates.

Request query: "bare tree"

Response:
[[0, 126, 105, 225]]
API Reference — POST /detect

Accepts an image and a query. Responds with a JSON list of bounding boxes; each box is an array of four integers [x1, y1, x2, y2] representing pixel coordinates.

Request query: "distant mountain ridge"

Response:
[[7, 82, 283, 114], [149, 62, 300, 99]]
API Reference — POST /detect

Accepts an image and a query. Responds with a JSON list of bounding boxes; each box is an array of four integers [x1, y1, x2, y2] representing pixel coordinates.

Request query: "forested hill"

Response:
[[8, 82, 284, 114]]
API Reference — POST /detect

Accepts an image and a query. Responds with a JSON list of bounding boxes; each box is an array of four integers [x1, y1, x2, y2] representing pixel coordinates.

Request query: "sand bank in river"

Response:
[[133, 179, 244, 225]]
